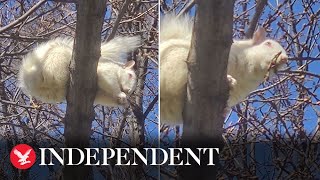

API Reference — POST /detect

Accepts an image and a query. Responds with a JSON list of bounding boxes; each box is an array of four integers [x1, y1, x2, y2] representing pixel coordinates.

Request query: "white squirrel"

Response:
[[160, 14, 288, 125], [18, 36, 140, 106]]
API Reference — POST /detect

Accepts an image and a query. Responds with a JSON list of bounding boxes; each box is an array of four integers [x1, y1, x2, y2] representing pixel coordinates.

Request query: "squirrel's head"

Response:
[[248, 27, 288, 76], [119, 60, 137, 95]]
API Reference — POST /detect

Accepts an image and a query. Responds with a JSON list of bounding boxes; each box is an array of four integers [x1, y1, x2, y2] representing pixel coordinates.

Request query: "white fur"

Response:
[[160, 14, 193, 42], [18, 38, 73, 103], [18, 36, 140, 106], [100, 36, 141, 63], [95, 61, 137, 106], [160, 15, 288, 125]]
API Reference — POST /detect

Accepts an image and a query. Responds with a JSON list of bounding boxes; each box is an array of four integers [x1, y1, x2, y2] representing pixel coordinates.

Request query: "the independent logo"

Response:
[[10, 144, 36, 169]]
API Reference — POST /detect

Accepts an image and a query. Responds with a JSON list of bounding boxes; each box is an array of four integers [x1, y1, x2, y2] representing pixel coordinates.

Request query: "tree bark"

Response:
[[179, 0, 234, 179], [63, 0, 106, 179]]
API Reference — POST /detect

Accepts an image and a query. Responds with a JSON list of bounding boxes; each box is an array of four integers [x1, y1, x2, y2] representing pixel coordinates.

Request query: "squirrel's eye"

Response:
[[128, 73, 132, 79], [265, 41, 272, 47]]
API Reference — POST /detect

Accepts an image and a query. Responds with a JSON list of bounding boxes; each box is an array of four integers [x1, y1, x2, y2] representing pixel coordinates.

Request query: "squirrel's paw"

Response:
[[29, 96, 41, 109], [117, 92, 128, 105], [227, 75, 237, 89]]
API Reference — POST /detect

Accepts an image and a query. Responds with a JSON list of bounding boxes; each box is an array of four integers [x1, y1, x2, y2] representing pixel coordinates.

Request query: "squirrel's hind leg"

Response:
[[227, 75, 237, 89], [223, 75, 237, 119]]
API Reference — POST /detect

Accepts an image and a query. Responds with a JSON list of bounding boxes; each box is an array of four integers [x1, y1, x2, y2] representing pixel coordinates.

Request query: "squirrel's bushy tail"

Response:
[[160, 14, 193, 42], [100, 36, 141, 63]]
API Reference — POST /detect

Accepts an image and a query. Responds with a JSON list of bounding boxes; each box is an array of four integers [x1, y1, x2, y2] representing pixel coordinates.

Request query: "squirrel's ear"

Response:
[[124, 60, 135, 69], [252, 27, 266, 45]]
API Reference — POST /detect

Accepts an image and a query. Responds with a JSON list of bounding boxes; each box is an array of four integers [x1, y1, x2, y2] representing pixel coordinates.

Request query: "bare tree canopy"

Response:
[[0, 0, 319, 179], [160, 0, 320, 179], [0, 0, 158, 179]]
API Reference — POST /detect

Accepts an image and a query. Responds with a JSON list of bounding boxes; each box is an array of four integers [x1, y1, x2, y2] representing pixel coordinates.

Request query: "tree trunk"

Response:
[[63, 0, 106, 179], [179, 0, 234, 179]]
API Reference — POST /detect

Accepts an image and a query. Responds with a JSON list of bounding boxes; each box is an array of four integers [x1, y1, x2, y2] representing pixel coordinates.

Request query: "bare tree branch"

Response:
[[177, 0, 195, 17], [0, 0, 47, 34], [105, 0, 132, 41], [245, 0, 267, 38]]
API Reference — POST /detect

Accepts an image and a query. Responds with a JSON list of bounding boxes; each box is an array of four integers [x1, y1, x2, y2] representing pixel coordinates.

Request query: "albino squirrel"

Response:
[[18, 36, 140, 106], [160, 14, 288, 125]]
